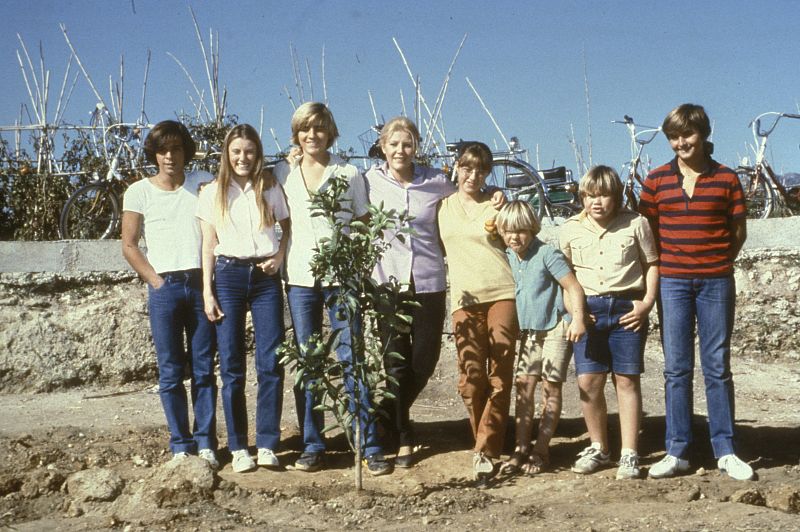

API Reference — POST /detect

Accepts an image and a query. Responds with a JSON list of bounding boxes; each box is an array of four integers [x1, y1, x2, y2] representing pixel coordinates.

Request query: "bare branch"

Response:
[[368, 90, 379, 127], [582, 45, 593, 166], [305, 58, 314, 102], [321, 45, 328, 105], [465, 76, 510, 151], [59, 24, 107, 110]]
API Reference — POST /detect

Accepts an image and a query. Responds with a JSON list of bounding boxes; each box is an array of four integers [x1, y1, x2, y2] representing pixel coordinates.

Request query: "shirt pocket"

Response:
[[611, 235, 638, 266], [569, 238, 594, 267]]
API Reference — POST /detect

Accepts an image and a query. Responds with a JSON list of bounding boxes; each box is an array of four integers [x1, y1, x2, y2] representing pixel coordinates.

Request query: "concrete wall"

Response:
[[2, 216, 800, 273]]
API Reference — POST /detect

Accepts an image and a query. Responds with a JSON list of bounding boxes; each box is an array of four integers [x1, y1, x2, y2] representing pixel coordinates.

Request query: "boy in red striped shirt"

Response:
[[639, 103, 753, 481]]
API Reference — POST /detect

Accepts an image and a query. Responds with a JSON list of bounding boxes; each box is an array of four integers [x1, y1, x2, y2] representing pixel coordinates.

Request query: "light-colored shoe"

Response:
[[615, 452, 641, 480], [231, 449, 257, 473], [717, 454, 754, 481], [473, 452, 494, 479], [198, 448, 219, 470], [571, 442, 610, 474], [257, 448, 280, 469], [648, 454, 690, 478], [169, 451, 190, 464]]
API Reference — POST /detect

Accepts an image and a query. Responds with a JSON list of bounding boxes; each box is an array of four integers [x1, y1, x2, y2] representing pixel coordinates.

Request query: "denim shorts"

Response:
[[573, 293, 647, 375]]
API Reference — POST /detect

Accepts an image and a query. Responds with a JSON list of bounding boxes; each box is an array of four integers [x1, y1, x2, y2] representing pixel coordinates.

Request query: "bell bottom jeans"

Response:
[[287, 283, 381, 457], [148, 269, 216, 454], [659, 275, 737, 459], [214, 256, 285, 452]]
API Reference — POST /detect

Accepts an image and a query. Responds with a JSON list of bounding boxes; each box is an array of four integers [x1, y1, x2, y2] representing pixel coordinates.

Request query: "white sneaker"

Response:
[[231, 449, 257, 473], [615, 452, 640, 480], [257, 448, 280, 469], [571, 442, 610, 474], [198, 448, 219, 470], [169, 451, 190, 464], [473, 452, 494, 479], [648, 454, 690, 478], [717, 454, 754, 481]]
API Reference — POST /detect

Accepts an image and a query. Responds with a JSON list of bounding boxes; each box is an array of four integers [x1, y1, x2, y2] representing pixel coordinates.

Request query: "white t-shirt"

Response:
[[122, 170, 214, 274], [195, 179, 289, 259], [273, 154, 368, 287]]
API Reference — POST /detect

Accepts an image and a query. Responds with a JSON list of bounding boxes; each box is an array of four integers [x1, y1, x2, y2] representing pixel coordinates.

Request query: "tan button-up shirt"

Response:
[[558, 209, 658, 296]]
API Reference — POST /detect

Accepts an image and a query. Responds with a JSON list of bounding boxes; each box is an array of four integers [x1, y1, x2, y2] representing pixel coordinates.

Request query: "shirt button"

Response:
[[599, 251, 603, 255]]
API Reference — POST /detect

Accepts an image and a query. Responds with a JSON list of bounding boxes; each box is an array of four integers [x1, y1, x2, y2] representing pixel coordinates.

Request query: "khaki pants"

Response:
[[452, 299, 518, 458]]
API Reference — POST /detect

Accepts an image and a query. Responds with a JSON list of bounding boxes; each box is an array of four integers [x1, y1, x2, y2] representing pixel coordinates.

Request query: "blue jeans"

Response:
[[287, 283, 381, 457], [148, 269, 216, 454], [214, 256, 285, 452], [659, 276, 737, 459]]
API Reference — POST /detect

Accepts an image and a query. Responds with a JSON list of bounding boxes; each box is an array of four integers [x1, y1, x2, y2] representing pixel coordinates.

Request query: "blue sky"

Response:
[[2, 0, 799, 174]]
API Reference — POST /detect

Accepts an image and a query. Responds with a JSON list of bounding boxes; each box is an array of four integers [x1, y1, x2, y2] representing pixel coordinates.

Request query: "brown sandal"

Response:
[[500, 451, 527, 475], [523, 451, 549, 475]]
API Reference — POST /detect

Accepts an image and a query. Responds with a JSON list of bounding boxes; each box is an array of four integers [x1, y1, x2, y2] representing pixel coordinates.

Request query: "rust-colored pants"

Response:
[[452, 299, 518, 458]]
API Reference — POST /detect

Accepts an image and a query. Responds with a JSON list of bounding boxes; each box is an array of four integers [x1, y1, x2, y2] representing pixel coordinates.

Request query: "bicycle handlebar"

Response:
[[749, 111, 800, 139]]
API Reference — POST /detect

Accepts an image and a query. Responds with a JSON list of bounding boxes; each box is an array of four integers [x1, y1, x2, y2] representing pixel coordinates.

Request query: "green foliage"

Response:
[[179, 113, 239, 175], [278, 174, 414, 488]]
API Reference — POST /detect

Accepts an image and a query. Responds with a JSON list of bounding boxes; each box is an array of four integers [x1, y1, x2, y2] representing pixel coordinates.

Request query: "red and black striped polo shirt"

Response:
[[638, 158, 746, 278]]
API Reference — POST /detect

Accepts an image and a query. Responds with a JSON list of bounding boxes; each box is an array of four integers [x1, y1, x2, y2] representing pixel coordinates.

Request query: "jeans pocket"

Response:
[[215, 256, 232, 273]]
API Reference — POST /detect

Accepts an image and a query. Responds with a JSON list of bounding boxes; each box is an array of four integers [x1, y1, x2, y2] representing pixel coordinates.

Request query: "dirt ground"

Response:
[[2, 330, 800, 531]]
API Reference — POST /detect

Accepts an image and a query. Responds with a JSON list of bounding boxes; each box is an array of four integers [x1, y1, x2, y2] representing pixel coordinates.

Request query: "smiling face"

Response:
[[382, 130, 415, 179], [155, 139, 185, 178], [457, 163, 488, 197], [227, 137, 258, 179], [297, 123, 330, 158], [668, 129, 705, 165]]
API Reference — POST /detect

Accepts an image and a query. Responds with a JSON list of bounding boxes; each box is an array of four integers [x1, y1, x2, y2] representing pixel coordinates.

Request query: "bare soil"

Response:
[[1, 250, 799, 530]]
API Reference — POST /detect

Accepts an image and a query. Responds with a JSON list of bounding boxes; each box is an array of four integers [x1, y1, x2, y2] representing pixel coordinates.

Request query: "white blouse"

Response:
[[196, 179, 289, 259], [273, 154, 368, 287]]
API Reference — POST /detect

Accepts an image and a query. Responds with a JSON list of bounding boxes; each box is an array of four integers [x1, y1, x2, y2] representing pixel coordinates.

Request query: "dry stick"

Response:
[[368, 90, 379, 127], [392, 37, 447, 147], [38, 41, 47, 118], [321, 45, 328, 105], [167, 53, 212, 121], [283, 85, 297, 111], [269, 127, 282, 153], [536, 144, 542, 173], [289, 43, 304, 102], [139, 50, 151, 124], [582, 45, 593, 166], [188, 6, 219, 121], [305, 58, 315, 102], [400, 89, 406, 117], [60, 24, 108, 112], [108, 76, 118, 122], [465, 76, 511, 151], [14, 48, 42, 125], [259, 106, 265, 139], [186, 92, 203, 119], [16, 36, 42, 121], [52, 54, 74, 126], [568, 123, 585, 176], [421, 33, 467, 154], [415, 75, 421, 136]]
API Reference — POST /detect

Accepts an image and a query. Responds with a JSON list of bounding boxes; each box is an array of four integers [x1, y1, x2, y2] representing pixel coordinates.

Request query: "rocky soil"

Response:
[[1, 248, 799, 530]]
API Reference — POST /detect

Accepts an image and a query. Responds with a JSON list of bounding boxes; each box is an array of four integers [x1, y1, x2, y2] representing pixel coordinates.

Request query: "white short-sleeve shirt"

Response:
[[122, 170, 214, 273], [273, 154, 368, 287], [196, 179, 289, 259]]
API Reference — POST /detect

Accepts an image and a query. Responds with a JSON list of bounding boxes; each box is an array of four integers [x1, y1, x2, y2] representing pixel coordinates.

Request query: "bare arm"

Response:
[[730, 217, 747, 260], [121, 211, 163, 289], [200, 220, 224, 322], [558, 271, 587, 342], [619, 261, 659, 331]]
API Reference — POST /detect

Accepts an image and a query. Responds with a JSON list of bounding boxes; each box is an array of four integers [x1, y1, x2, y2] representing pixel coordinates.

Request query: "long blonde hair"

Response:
[[216, 124, 275, 228]]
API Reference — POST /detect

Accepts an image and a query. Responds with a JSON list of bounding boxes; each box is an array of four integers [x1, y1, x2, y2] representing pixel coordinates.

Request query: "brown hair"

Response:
[[661, 103, 712, 140], [457, 142, 493, 175], [143, 120, 196, 166]]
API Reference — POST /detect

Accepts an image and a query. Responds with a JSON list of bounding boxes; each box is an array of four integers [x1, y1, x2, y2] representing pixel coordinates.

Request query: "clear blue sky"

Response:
[[2, 0, 799, 174]]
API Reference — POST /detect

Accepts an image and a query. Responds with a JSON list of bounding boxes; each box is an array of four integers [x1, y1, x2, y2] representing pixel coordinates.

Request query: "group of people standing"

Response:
[[122, 101, 755, 484]]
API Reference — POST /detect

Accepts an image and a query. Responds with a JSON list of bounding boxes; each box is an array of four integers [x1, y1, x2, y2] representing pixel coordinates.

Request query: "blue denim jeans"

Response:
[[659, 276, 737, 459], [214, 256, 285, 452], [148, 269, 216, 454], [286, 283, 381, 457]]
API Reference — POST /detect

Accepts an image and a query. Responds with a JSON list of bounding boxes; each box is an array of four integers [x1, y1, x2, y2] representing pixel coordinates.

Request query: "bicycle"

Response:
[[59, 120, 152, 239], [612, 116, 661, 210], [445, 140, 581, 223], [736, 111, 800, 219]]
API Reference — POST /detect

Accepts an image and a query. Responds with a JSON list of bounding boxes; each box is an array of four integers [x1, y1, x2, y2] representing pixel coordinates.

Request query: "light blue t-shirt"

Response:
[[507, 238, 572, 331]]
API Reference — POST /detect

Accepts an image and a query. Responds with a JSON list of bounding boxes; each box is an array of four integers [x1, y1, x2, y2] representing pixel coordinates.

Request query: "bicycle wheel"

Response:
[[489, 158, 546, 221], [59, 182, 121, 239], [736, 168, 773, 219]]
